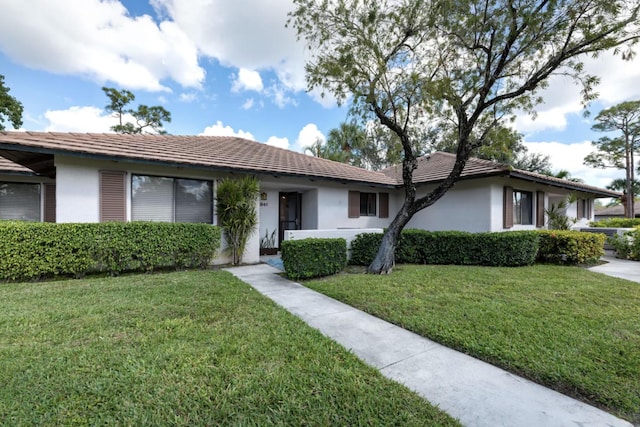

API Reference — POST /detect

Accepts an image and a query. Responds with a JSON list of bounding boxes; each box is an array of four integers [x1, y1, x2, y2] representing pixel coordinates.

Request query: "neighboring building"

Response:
[[594, 202, 640, 220], [0, 132, 619, 262]]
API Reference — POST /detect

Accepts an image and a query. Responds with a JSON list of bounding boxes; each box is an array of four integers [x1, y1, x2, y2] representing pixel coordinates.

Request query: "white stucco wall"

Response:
[[407, 179, 493, 232]]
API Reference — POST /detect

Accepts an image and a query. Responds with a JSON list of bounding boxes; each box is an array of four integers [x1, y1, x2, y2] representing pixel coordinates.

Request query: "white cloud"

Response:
[[200, 120, 255, 140], [232, 69, 263, 93], [514, 54, 640, 135], [524, 140, 625, 189], [0, 0, 204, 91], [179, 92, 198, 102], [242, 98, 255, 110], [43, 106, 117, 132], [295, 123, 325, 152], [265, 136, 289, 150]]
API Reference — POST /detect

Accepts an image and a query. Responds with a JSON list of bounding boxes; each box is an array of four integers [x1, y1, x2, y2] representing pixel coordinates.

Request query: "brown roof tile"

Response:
[[0, 155, 34, 173], [0, 131, 396, 186], [0, 132, 619, 197], [382, 152, 620, 198]]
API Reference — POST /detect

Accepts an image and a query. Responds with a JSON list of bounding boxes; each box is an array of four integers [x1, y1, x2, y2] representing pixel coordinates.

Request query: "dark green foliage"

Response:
[[590, 218, 640, 228], [0, 221, 221, 281], [281, 238, 347, 280], [608, 228, 640, 261], [0, 75, 23, 130], [351, 230, 539, 267], [537, 230, 605, 265], [215, 176, 260, 265]]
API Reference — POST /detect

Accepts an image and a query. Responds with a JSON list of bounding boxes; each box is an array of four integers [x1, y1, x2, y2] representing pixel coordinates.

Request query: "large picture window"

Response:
[[131, 175, 213, 223], [513, 190, 533, 225], [0, 182, 41, 222]]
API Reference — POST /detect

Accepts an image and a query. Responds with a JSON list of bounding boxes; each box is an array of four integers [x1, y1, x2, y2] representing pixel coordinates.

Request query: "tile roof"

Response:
[[595, 202, 640, 217], [0, 155, 34, 174], [0, 131, 395, 186], [0, 132, 620, 197], [382, 152, 620, 198]]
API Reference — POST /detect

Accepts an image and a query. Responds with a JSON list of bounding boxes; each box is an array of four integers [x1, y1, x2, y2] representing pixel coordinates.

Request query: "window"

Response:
[[348, 191, 387, 218], [0, 182, 41, 221], [360, 192, 377, 216], [513, 190, 533, 225], [131, 175, 213, 223]]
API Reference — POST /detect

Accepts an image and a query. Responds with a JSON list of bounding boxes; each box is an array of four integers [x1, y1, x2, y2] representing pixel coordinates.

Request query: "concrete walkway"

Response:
[[226, 264, 632, 427], [589, 256, 640, 284]]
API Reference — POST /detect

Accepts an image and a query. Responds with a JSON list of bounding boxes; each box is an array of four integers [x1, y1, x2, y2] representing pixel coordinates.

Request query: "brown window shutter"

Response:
[[577, 198, 584, 219], [348, 191, 360, 218], [503, 186, 513, 229], [100, 170, 126, 222], [379, 192, 389, 218], [587, 199, 592, 219], [536, 191, 545, 227], [44, 184, 56, 223]]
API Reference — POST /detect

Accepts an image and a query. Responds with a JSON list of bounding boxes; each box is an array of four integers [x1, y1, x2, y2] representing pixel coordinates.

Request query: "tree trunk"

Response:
[[367, 207, 413, 274]]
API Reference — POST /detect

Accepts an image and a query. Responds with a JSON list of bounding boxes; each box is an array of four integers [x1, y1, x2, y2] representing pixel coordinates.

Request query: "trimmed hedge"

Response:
[[0, 221, 221, 281], [590, 218, 640, 228], [281, 238, 347, 280], [351, 229, 540, 267], [536, 230, 605, 265]]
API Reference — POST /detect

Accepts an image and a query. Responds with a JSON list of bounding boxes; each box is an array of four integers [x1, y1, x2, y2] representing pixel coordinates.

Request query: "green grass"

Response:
[[305, 264, 640, 423], [0, 270, 459, 426]]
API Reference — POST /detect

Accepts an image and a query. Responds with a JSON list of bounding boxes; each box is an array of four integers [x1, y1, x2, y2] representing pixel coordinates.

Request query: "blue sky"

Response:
[[0, 0, 638, 189]]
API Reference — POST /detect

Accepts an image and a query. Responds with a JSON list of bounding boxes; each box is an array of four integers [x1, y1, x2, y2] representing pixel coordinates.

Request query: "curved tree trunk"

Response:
[[367, 205, 413, 274]]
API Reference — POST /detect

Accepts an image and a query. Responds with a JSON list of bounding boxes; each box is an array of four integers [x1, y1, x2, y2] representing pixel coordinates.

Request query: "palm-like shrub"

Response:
[[216, 176, 259, 265]]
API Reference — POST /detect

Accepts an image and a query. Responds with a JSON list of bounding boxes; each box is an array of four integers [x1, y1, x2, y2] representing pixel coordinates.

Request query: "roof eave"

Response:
[[508, 171, 620, 198]]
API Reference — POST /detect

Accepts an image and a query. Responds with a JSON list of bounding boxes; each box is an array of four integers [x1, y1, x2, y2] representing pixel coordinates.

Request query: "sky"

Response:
[[0, 0, 639, 190]]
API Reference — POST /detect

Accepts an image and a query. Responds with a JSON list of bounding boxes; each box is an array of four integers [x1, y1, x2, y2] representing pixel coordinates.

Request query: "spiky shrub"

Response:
[[215, 176, 260, 265]]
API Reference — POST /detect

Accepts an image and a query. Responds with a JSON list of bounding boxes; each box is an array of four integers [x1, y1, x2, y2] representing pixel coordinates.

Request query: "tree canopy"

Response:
[[584, 100, 640, 217], [102, 87, 171, 134], [0, 75, 23, 130], [289, 0, 640, 273]]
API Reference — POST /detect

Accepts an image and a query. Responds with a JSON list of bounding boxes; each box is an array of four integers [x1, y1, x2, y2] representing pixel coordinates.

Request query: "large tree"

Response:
[[102, 87, 171, 134], [0, 75, 23, 130], [583, 100, 640, 217], [289, 0, 640, 274]]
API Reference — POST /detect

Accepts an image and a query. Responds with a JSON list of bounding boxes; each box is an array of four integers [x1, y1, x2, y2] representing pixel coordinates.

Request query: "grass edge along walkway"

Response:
[[0, 270, 459, 426], [304, 264, 640, 425]]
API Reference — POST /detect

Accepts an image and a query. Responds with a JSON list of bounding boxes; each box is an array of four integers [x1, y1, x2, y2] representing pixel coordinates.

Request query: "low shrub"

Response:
[[350, 230, 539, 267], [0, 221, 221, 281], [608, 227, 640, 261], [281, 238, 347, 280], [537, 230, 605, 265], [589, 218, 640, 228]]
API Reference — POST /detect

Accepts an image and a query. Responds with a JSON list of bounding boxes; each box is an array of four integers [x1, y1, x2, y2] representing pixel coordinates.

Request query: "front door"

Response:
[[279, 192, 302, 247]]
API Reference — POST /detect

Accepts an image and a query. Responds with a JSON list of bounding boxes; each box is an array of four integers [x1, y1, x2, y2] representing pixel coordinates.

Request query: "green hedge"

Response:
[[0, 222, 221, 282], [590, 218, 640, 228], [608, 227, 640, 261], [351, 230, 539, 267], [281, 238, 347, 280], [536, 230, 605, 265]]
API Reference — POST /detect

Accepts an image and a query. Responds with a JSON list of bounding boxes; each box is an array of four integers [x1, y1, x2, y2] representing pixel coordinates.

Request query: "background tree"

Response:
[[290, 0, 639, 274], [584, 100, 640, 217], [605, 177, 640, 207], [102, 87, 171, 134], [0, 75, 23, 130], [435, 124, 553, 173], [215, 176, 260, 265]]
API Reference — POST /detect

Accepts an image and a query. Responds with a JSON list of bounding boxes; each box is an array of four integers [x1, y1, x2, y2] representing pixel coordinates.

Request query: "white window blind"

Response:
[[0, 182, 41, 221], [131, 175, 174, 221]]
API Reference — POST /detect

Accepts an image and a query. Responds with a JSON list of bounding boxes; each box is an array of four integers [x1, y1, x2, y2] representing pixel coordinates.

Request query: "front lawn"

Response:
[[305, 264, 640, 423], [0, 270, 458, 426]]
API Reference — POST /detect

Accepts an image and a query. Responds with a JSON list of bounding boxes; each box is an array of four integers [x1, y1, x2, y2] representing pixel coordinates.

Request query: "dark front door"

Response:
[[279, 192, 302, 247]]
